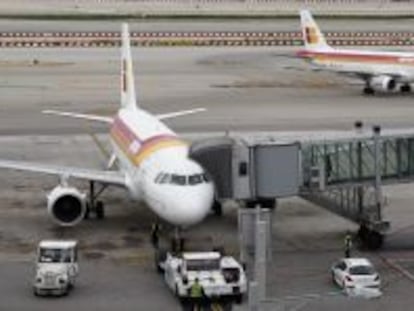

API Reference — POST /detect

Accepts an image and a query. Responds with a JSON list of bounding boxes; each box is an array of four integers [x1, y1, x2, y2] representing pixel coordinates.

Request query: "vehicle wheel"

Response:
[[96, 201, 105, 220], [331, 272, 336, 285], [175, 285, 184, 304], [212, 200, 223, 216], [33, 288, 39, 297], [62, 286, 69, 296], [235, 294, 243, 304]]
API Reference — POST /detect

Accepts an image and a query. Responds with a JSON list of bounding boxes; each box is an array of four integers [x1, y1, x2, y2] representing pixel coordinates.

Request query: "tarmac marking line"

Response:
[[380, 255, 414, 282]]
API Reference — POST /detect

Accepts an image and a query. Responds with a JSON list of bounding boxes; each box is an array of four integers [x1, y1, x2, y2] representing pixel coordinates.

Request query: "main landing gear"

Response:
[[363, 85, 375, 95], [400, 84, 412, 93], [84, 181, 107, 220]]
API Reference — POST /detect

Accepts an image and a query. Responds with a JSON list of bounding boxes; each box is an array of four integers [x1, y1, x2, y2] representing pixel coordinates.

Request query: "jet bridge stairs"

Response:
[[300, 133, 414, 249]]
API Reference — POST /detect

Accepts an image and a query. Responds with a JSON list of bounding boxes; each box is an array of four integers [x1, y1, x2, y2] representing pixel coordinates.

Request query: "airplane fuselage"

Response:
[[297, 48, 414, 82], [109, 108, 214, 226]]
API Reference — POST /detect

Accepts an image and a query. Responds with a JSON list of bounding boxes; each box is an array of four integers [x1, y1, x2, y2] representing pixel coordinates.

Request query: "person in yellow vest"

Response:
[[344, 231, 353, 258], [189, 277, 205, 311]]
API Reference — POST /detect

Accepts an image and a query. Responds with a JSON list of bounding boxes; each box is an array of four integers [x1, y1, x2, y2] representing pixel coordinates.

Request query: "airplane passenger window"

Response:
[[189, 174, 203, 185], [171, 174, 186, 185]]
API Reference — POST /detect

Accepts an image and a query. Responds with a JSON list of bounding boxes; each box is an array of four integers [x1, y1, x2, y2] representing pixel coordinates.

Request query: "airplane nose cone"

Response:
[[168, 183, 214, 226]]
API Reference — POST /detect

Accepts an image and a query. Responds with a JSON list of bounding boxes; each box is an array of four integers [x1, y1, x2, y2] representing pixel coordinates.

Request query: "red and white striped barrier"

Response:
[[0, 31, 413, 47]]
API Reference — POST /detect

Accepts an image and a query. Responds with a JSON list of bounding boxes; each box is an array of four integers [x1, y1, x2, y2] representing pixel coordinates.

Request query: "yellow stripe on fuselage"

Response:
[[133, 139, 186, 164], [110, 119, 187, 167]]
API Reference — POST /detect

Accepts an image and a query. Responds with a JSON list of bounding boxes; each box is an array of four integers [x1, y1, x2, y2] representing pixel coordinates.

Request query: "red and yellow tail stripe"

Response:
[[110, 117, 187, 166], [305, 27, 319, 44]]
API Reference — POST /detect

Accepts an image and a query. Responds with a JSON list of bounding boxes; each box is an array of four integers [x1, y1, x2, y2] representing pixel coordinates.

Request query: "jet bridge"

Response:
[[190, 124, 414, 250]]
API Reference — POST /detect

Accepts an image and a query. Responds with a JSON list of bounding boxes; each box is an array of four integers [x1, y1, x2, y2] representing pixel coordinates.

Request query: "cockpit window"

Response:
[[155, 172, 211, 185], [189, 174, 203, 185], [154, 173, 163, 183], [157, 173, 171, 184], [171, 174, 186, 185]]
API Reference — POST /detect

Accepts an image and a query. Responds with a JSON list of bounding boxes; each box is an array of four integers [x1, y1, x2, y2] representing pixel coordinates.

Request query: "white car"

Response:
[[331, 258, 380, 291]]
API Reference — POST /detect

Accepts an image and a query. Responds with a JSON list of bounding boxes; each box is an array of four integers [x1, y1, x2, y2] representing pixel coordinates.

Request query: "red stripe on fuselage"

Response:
[[297, 49, 414, 65], [110, 117, 180, 157]]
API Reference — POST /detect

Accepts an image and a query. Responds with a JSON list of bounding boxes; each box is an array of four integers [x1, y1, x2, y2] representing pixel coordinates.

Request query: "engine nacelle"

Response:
[[47, 186, 87, 226], [370, 75, 397, 92]]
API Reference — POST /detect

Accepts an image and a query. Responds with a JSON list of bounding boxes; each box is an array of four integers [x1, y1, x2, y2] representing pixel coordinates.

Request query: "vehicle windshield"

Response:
[[186, 259, 220, 271], [39, 248, 72, 263], [349, 265, 375, 275], [222, 268, 240, 283]]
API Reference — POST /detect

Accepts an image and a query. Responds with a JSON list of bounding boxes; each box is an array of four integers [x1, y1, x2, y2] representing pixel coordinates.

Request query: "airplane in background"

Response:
[[297, 9, 414, 95], [0, 24, 214, 227]]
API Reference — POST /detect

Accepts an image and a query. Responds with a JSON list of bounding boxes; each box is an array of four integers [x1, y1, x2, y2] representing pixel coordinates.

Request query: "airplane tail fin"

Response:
[[121, 23, 138, 110], [300, 10, 332, 51]]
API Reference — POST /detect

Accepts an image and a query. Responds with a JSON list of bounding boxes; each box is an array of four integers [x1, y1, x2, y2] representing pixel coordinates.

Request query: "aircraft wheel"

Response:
[[363, 86, 375, 95], [400, 84, 411, 93], [212, 200, 223, 216], [96, 201, 105, 220], [84, 204, 90, 220]]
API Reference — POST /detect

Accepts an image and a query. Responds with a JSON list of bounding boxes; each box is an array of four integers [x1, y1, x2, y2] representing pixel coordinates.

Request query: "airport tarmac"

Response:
[[2, 47, 414, 135], [1, 18, 414, 33], [2, 46, 414, 310]]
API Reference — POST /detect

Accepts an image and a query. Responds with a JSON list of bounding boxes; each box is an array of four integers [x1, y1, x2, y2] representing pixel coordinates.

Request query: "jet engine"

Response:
[[370, 75, 397, 92], [47, 185, 87, 226]]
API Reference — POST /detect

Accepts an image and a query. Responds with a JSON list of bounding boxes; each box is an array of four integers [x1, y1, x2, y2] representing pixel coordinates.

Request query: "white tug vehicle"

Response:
[[159, 250, 247, 303], [33, 240, 79, 296]]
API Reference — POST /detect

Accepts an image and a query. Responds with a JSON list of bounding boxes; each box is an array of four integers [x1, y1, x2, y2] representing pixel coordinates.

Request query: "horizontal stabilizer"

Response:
[[43, 110, 113, 124], [156, 108, 206, 120]]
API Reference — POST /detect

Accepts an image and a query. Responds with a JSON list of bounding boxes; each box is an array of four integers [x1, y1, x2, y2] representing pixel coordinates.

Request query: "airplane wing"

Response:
[[43, 110, 113, 123], [156, 108, 206, 120], [0, 159, 126, 186]]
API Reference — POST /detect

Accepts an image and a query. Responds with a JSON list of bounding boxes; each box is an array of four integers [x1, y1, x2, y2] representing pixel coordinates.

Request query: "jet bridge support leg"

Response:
[[358, 125, 385, 250]]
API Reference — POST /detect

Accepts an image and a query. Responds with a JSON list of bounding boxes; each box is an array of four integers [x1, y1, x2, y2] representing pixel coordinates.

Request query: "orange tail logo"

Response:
[[305, 27, 319, 44]]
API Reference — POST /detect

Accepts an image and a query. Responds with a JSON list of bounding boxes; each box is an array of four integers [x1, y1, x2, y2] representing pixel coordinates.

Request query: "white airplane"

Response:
[[297, 10, 414, 95], [0, 24, 214, 227]]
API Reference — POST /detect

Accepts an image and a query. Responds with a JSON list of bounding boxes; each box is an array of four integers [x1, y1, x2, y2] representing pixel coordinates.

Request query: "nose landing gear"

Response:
[[212, 200, 223, 216]]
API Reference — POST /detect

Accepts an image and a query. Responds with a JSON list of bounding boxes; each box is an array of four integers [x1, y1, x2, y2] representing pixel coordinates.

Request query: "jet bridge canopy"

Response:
[[189, 126, 414, 249]]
